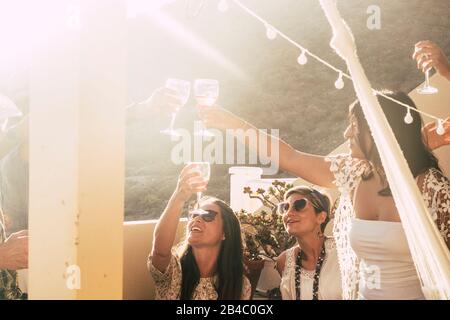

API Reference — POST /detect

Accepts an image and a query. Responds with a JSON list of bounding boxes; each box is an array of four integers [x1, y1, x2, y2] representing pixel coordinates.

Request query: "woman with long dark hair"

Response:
[[198, 90, 450, 300], [149, 164, 251, 300]]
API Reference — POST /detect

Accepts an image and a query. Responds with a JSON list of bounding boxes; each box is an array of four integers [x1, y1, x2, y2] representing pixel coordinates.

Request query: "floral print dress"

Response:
[[148, 252, 252, 300], [0, 211, 24, 300]]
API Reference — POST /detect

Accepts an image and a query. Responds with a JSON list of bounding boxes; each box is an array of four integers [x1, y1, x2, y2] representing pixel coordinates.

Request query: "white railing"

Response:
[[229, 166, 296, 212]]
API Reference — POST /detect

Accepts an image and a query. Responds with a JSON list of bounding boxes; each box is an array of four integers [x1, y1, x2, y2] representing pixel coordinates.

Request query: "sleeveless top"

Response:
[[280, 237, 342, 300], [350, 219, 425, 299], [325, 154, 450, 299]]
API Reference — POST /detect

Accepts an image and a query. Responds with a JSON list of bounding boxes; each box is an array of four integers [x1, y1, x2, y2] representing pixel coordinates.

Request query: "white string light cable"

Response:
[[216, 0, 448, 134], [186, 0, 207, 18]]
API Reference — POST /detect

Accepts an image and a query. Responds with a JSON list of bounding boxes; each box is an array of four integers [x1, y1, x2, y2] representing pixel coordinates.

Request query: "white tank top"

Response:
[[280, 238, 342, 300], [349, 218, 425, 300]]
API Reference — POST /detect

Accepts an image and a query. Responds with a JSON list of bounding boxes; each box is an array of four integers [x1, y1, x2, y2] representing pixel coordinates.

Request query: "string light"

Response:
[[265, 24, 277, 40], [225, 0, 447, 126], [404, 108, 413, 124], [297, 50, 308, 65], [334, 72, 344, 89], [218, 0, 229, 13], [436, 120, 445, 136]]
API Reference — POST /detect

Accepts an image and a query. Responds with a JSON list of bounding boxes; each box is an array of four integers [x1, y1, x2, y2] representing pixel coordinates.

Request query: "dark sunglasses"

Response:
[[278, 198, 310, 215], [188, 209, 219, 222]]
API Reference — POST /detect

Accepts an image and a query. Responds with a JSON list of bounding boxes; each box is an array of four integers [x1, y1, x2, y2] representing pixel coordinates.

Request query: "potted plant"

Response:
[[236, 180, 297, 297]]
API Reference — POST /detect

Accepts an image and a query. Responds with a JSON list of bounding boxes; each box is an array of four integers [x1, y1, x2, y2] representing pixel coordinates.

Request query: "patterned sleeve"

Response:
[[241, 276, 252, 300], [325, 154, 371, 194], [421, 169, 450, 249], [148, 252, 182, 299]]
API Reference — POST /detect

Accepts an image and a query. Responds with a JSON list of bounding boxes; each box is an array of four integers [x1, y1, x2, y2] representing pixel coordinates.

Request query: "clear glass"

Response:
[[187, 161, 211, 205], [416, 52, 438, 95], [160, 78, 191, 136], [194, 79, 219, 137]]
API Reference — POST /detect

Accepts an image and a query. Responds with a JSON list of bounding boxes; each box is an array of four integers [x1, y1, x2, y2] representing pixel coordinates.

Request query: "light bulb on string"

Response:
[[436, 119, 445, 136], [404, 108, 413, 124], [334, 72, 344, 89], [297, 50, 308, 65], [265, 24, 277, 40], [218, 0, 229, 13]]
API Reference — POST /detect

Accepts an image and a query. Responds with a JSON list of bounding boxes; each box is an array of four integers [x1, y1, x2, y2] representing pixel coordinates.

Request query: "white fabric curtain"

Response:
[[319, 0, 450, 299]]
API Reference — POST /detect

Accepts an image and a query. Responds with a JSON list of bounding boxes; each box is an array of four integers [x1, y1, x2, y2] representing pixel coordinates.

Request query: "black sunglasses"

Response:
[[188, 209, 219, 222], [278, 198, 309, 215]]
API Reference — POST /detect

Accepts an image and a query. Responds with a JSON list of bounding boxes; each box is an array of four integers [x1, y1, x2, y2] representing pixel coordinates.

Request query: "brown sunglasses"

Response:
[[188, 209, 219, 222]]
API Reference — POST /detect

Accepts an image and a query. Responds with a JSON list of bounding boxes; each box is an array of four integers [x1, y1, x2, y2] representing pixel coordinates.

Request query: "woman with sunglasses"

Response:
[[148, 164, 251, 300], [197, 90, 450, 300], [276, 186, 341, 300]]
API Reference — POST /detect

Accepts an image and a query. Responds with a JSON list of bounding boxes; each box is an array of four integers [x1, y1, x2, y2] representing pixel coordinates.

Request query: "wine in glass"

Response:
[[160, 78, 191, 136], [194, 79, 219, 137], [416, 52, 438, 95], [188, 161, 211, 205]]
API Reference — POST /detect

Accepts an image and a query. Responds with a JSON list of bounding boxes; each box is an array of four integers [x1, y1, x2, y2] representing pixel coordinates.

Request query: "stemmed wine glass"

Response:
[[188, 161, 211, 206], [416, 52, 438, 95], [160, 78, 191, 136], [194, 79, 219, 137]]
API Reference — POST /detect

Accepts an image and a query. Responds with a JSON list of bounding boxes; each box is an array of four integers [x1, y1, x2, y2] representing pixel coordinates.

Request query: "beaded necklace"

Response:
[[295, 241, 326, 300]]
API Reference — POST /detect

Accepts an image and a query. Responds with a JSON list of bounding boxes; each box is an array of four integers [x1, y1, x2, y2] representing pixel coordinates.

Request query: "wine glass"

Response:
[[416, 53, 438, 95], [194, 79, 219, 137], [160, 78, 191, 136], [188, 161, 211, 206]]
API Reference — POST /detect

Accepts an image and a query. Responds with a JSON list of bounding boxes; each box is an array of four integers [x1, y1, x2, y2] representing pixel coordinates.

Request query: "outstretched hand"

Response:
[[422, 117, 450, 150], [127, 87, 183, 120], [413, 41, 450, 81], [197, 105, 245, 131], [143, 87, 183, 115]]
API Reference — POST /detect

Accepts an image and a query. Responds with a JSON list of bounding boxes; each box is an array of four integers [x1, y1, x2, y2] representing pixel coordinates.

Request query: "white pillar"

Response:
[[28, 0, 127, 299], [229, 167, 263, 212]]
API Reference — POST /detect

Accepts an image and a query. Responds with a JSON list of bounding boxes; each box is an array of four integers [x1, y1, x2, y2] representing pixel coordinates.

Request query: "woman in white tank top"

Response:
[[276, 186, 342, 300]]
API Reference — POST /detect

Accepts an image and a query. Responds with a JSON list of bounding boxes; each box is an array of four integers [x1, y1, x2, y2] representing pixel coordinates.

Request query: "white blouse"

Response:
[[280, 238, 342, 300]]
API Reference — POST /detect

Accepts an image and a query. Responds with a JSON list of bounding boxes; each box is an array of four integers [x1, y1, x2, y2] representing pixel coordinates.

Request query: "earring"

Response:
[[317, 229, 324, 238]]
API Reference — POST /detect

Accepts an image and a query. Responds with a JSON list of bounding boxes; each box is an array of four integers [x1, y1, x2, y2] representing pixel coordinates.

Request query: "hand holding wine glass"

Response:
[[413, 42, 440, 94], [194, 79, 219, 136], [413, 41, 450, 82], [186, 161, 211, 206], [174, 163, 209, 203], [160, 78, 191, 136]]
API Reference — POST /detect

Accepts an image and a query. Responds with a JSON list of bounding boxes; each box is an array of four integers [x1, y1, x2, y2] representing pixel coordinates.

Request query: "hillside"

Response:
[[125, 0, 450, 220]]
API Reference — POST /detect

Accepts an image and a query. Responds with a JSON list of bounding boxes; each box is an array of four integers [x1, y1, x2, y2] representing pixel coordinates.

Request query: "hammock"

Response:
[[319, 0, 450, 299]]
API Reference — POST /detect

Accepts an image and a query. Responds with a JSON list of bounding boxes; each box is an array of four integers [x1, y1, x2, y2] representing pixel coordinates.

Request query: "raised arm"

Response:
[[126, 87, 182, 123], [198, 106, 335, 188], [150, 164, 207, 273]]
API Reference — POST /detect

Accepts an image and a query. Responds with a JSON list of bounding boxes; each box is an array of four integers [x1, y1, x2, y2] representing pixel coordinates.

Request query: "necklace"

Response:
[[295, 241, 326, 300]]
